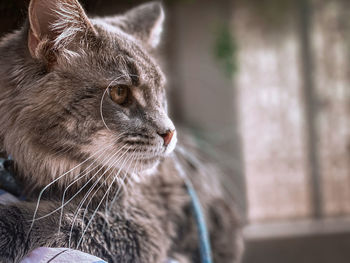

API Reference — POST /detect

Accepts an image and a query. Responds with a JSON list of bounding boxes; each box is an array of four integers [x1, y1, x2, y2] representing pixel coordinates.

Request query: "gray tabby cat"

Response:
[[0, 0, 243, 262]]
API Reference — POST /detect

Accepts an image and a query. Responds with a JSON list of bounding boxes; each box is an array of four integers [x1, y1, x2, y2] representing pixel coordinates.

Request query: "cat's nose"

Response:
[[158, 129, 175, 147]]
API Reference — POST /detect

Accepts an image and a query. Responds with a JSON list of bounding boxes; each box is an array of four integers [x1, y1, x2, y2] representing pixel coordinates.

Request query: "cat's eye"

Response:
[[108, 86, 129, 105]]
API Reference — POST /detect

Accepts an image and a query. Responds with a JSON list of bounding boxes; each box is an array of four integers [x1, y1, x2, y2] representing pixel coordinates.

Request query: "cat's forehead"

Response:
[[90, 21, 166, 90]]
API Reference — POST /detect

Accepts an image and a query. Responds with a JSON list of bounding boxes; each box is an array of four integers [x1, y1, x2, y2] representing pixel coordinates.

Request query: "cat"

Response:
[[0, 0, 243, 262]]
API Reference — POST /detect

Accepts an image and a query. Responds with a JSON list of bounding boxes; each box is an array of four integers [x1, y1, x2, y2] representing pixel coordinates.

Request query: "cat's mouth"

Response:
[[83, 129, 177, 176], [118, 131, 177, 174]]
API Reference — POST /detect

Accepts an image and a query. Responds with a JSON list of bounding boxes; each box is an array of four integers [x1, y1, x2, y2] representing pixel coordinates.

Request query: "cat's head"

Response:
[[1, 0, 177, 186]]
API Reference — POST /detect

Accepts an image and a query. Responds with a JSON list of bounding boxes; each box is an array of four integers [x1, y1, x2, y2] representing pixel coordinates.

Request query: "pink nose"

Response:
[[159, 130, 175, 147]]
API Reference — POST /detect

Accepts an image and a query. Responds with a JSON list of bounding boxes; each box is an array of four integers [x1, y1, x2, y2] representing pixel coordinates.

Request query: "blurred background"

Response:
[[1, 0, 350, 262]]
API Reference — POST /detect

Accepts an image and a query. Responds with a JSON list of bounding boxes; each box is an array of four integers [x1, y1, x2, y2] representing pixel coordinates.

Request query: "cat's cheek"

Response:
[[164, 131, 177, 155]]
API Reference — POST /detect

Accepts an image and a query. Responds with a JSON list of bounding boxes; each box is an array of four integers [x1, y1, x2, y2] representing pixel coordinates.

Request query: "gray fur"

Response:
[[0, 1, 243, 262]]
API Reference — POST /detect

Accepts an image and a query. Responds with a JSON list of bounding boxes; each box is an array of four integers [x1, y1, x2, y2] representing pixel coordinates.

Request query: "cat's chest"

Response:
[[134, 172, 190, 217], [123, 159, 192, 232]]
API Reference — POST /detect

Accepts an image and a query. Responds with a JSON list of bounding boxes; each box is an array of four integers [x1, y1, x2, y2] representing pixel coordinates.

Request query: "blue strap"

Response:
[[173, 149, 213, 263], [184, 178, 213, 263]]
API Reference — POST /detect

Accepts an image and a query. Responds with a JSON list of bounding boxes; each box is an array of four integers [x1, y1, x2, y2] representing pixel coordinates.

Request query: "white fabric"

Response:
[[20, 247, 106, 263]]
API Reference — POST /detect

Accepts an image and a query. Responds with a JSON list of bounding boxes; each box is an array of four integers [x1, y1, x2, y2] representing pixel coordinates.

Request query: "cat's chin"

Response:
[[140, 163, 160, 176], [140, 160, 160, 176], [131, 160, 160, 182]]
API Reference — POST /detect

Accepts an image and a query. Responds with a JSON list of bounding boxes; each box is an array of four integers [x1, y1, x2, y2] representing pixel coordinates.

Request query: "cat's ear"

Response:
[[122, 2, 165, 48], [28, 0, 96, 59]]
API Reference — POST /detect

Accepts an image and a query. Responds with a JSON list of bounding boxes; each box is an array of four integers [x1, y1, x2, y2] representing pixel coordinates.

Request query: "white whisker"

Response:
[[100, 74, 130, 131], [76, 148, 135, 249], [81, 148, 135, 224], [100, 88, 110, 130], [68, 145, 132, 247], [29, 142, 116, 231], [107, 151, 136, 213], [57, 132, 126, 231], [29, 141, 120, 223]]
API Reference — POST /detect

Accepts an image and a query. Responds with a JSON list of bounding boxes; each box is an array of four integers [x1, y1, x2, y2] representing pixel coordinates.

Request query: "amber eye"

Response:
[[109, 86, 129, 105]]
